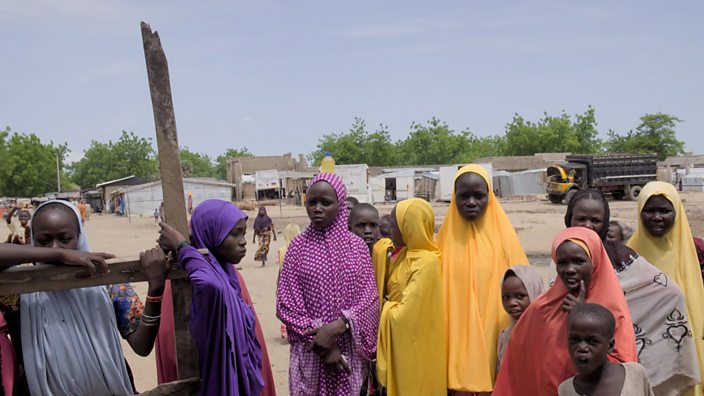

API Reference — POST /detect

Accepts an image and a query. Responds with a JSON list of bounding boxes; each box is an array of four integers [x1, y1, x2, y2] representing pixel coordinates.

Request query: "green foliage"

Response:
[[311, 117, 509, 166], [311, 118, 398, 166], [605, 113, 685, 160], [503, 107, 602, 156], [215, 147, 253, 180], [180, 147, 216, 178], [70, 131, 158, 189], [0, 127, 71, 196], [399, 118, 474, 165]]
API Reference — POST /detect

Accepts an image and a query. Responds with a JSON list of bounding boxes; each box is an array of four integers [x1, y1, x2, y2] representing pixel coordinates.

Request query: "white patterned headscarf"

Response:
[[21, 200, 134, 395]]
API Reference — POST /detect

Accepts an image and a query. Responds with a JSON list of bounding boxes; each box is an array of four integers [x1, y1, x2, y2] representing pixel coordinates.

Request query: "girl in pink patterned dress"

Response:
[[276, 173, 379, 396]]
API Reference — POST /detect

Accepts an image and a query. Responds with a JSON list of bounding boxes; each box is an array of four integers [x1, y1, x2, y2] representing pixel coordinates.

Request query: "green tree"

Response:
[[180, 147, 216, 178], [398, 118, 473, 165], [0, 127, 71, 196], [503, 107, 602, 155], [215, 147, 253, 180], [311, 118, 399, 166], [70, 131, 158, 189], [606, 113, 685, 160], [462, 134, 506, 161]]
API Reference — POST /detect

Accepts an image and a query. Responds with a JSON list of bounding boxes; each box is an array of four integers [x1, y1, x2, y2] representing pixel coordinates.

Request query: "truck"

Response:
[[546, 154, 657, 204]]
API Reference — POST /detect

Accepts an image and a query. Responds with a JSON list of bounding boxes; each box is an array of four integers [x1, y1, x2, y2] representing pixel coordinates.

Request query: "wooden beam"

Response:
[[141, 21, 199, 380], [0, 250, 207, 296]]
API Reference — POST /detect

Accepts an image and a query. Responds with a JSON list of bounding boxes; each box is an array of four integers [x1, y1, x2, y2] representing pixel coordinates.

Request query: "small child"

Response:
[[558, 303, 654, 396], [497, 265, 545, 369], [379, 214, 393, 239], [348, 203, 381, 254], [345, 196, 359, 212]]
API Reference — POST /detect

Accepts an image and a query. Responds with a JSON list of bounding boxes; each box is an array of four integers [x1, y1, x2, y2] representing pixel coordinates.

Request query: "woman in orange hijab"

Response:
[[436, 164, 529, 393], [493, 227, 637, 396]]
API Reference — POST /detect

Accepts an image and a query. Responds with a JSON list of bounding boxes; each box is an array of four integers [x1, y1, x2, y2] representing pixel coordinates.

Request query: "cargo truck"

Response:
[[546, 154, 657, 204]]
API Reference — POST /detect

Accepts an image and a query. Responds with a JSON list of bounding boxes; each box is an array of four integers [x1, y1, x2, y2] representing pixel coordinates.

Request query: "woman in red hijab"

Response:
[[493, 227, 637, 396]]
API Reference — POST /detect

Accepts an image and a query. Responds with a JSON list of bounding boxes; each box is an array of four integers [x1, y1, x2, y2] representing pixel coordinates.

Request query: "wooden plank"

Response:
[[141, 21, 199, 380], [0, 250, 208, 296]]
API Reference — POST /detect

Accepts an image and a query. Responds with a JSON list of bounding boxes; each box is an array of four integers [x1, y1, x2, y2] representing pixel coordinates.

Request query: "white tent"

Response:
[[118, 178, 235, 217]]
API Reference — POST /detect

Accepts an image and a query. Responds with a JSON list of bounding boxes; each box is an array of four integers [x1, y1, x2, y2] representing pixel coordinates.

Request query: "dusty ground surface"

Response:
[[4, 191, 704, 394]]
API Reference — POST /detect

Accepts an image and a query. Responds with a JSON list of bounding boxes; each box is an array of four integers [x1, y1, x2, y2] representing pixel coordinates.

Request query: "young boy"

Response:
[[346, 196, 359, 212], [379, 214, 393, 239], [349, 203, 381, 253], [558, 303, 654, 395]]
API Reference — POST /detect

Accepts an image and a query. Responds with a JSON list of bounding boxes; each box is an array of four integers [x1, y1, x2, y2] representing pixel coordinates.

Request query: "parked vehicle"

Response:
[[547, 154, 657, 204]]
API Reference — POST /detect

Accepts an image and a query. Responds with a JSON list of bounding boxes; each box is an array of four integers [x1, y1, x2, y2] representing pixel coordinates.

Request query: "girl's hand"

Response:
[[58, 249, 114, 276], [562, 280, 586, 312], [305, 319, 347, 355], [140, 247, 172, 293], [158, 222, 187, 253], [323, 344, 350, 374]]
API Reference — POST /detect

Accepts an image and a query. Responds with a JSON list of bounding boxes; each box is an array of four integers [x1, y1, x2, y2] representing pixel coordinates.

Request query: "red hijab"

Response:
[[493, 227, 637, 396]]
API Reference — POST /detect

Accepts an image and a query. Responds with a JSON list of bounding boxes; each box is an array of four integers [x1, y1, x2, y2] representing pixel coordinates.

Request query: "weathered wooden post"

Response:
[[141, 21, 199, 380]]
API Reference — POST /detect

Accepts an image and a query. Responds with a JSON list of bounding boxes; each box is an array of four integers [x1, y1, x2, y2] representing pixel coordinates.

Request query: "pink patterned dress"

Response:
[[277, 173, 379, 396]]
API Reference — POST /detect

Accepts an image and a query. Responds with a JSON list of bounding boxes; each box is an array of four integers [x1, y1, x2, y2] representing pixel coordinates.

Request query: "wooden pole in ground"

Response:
[[141, 21, 199, 380]]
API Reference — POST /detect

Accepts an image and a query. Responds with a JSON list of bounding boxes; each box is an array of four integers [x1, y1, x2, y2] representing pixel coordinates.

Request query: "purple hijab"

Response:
[[276, 173, 379, 395], [183, 199, 264, 396], [253, 207, 273, 232]]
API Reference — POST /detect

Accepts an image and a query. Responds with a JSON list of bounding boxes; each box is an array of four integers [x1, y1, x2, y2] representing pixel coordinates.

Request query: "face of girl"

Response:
[[570, 199, 605, 235], [555, 241, 593, 293], [641, 195, 676, 238], [31, 206, 80, 250], [389, 207, 405, 249], [501, 275, 531, 321], [258, 207, 266, 216], [454, 172, 489, 222], [306, 181, 339, 229], [213, 219, 248, 264]]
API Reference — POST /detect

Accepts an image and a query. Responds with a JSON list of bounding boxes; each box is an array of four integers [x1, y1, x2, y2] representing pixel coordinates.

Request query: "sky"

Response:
[[1, 1, 702, 164]]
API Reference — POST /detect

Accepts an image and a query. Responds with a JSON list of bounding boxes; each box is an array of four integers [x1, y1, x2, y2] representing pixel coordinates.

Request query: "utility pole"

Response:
[[56, 154, 61, 192]]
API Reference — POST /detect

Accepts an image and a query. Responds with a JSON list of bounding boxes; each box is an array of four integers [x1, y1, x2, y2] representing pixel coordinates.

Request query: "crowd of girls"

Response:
[[2, 165, 704, 396]]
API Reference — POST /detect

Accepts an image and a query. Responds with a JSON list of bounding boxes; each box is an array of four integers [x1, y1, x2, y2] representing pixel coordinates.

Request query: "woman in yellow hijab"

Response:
[[377, 198, 446, 395], [436, 164, 528, 393], [627, 181, 704, 396]]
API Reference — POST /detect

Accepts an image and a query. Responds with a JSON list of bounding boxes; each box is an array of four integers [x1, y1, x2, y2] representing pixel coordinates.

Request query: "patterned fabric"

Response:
[[277, 172, 379, 396], [627, 181, 704, 396], [108, 284, 144, 339], [255, 228, 272, 261]]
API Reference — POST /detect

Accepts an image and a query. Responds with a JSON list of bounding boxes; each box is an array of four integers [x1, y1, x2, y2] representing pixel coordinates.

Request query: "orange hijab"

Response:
[[493, 227, 637, 396]]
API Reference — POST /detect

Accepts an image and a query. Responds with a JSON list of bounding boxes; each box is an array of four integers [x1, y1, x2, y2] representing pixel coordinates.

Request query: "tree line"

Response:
[[0, 107, 687, 197], [310, 108, 685, 166], [0, 128, 252, 197]]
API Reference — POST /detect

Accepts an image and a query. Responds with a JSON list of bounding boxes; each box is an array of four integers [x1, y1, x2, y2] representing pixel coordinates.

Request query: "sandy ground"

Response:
[[5, 192, 704, 394]]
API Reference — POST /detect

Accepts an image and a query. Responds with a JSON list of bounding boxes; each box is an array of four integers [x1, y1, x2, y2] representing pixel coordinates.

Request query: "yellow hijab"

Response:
[[372, 237, 395, 307], [377, 198, 446, 395], [277, 224, 301, 267], [627, 181, 704, 396], [436, 164, 528, 392]]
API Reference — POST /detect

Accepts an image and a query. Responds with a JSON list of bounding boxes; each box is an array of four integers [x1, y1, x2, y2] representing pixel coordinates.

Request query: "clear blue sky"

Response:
[[1, 1, 702, 163]]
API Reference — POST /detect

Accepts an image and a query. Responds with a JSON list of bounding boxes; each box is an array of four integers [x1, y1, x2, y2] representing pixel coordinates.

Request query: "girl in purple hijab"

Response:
[[276, 173, 379, 395], [159, 200, 264, 396]]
